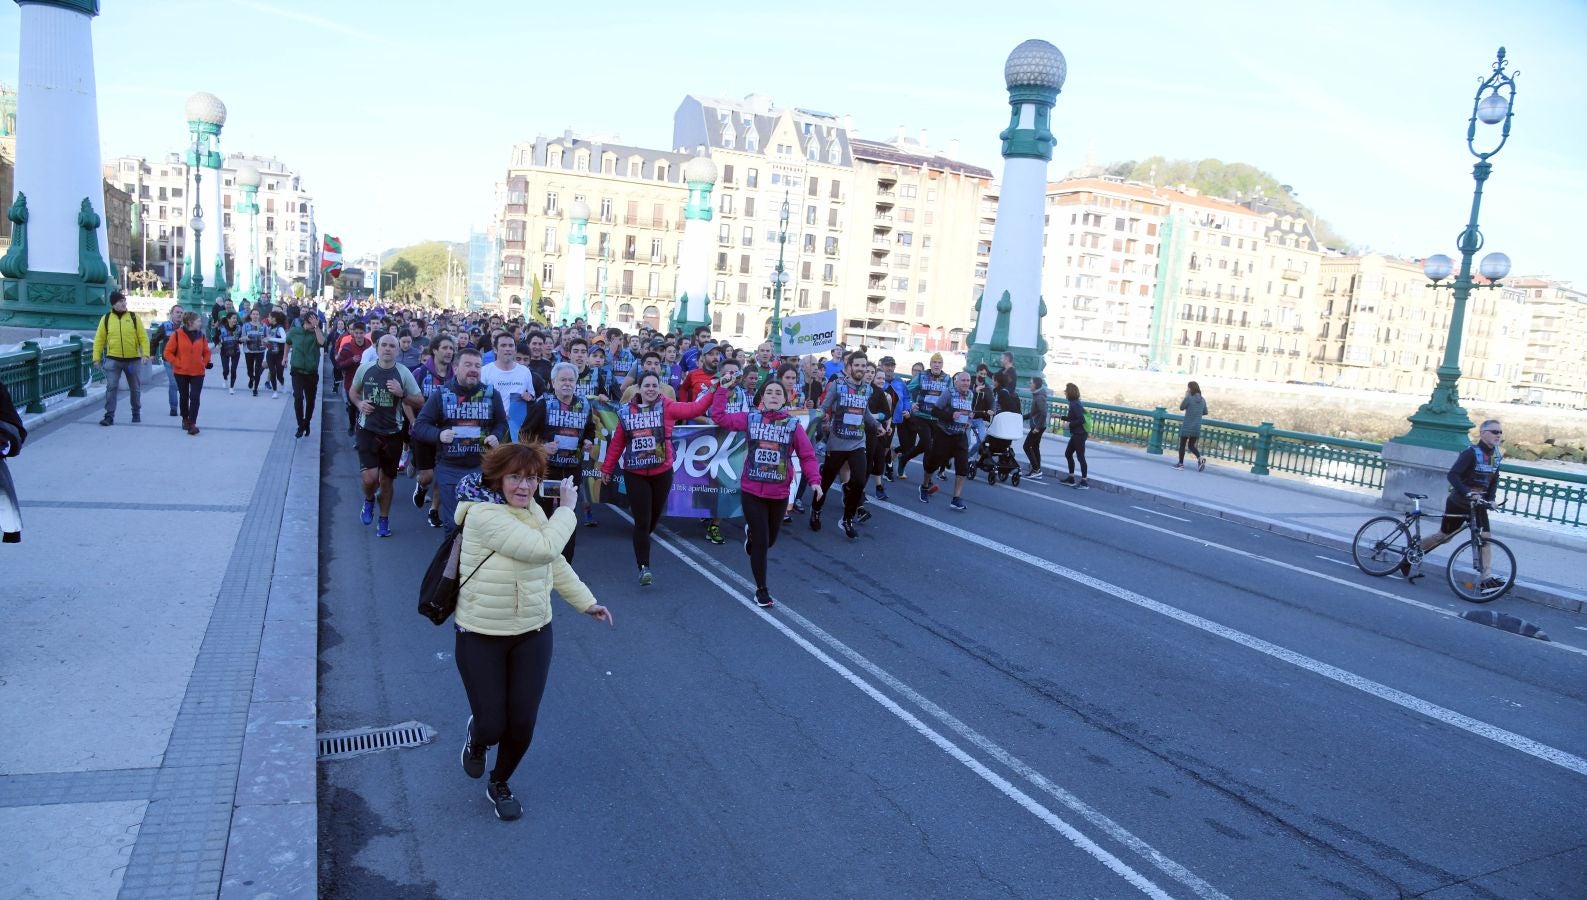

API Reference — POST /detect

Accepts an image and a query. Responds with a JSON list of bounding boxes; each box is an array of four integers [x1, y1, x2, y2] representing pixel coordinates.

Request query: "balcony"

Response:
[[506, 203, 526, 216], [503, 240, 525, 251], [871, 256, 888, 271], [873, 217, 894, 233], [545, 207, 562, 218], [1282, 267, 1304, 281], [872, 239, 891, 252], [876, 166, 900, 185]]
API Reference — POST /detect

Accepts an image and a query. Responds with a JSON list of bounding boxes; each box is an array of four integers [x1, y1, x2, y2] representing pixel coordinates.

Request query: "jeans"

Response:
[[434, 462, 478, 536], [455, 623, 554, 784], [175, 373, 204, 422], [291, 371, 318, 430], [101, 357, 142, 417], [967, 419, 989, 456], [166, 366, 179, 413]]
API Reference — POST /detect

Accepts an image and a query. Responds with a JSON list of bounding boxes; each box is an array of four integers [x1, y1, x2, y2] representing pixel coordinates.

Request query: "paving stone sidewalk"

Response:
[[0, 367, 320, 898], [1028, 432, 1585, 614]]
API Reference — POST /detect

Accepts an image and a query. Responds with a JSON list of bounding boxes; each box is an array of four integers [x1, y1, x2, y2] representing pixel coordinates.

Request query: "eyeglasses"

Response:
[[1483, 430, 1503, 436]]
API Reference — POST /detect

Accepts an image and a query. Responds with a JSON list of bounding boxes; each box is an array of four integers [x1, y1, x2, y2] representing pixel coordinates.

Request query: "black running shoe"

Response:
[[840, 518, 857, 539], [413, 483, 427, 508], [855, 507, 872, 524], [461, 716, 486, 779], [427, 507, 444, 529], [486, 781, 522, 820], [754, 588, 774, 608], [809, 509, 822, 532]]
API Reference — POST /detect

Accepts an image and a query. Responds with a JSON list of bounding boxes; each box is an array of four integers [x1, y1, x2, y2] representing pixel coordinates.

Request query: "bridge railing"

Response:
[[0, 336, 99, 414], [1038, 400, 1583, 528]]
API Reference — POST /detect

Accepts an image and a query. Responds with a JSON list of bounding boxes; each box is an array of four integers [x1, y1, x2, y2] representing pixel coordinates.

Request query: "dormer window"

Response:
[[721, 126, 734, 149], [548, 148, 563, 167], [828, 142, 841, 164], [745, 129, 758, 152], [808, 142, 819, 162]]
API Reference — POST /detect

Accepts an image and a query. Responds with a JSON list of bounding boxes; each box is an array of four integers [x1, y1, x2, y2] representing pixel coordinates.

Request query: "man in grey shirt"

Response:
[[809, 350, 880, 539]]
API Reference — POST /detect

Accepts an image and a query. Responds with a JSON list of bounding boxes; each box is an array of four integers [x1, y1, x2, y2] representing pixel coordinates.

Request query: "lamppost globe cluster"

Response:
[[235, 164, 261, 189], [1003, 39, 1067, 92], [184, 91, 227, 127]]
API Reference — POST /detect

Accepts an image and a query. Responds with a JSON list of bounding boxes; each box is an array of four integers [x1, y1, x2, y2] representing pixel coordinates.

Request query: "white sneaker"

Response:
[[271, 390, 279, 399], [228, 387, 235, 395]]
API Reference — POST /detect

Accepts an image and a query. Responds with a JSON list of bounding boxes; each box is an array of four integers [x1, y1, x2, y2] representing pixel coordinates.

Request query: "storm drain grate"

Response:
[[317, 720, 434, 761]]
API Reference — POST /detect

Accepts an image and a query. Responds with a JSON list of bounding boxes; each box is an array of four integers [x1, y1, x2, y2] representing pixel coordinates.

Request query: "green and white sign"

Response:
[[779, 309, 838, 354]]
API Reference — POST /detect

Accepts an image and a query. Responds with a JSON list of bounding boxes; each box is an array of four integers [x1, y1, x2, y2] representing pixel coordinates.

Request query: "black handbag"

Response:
[[417, 528, 493, 626]]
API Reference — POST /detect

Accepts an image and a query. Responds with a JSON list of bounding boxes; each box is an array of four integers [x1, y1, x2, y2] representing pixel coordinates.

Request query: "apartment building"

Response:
[[107, 153, 317, 295], [1154, 189, 1273, 377], [466, 223, 500, 311], [1043, 178, 1169, 367], [673, 94, 857, 344], [1511, 278, 1587, 407], [847, 135, 992, 352], [497, 133, 691, 328], [101, 177, 133, 281], [1248, 200, 1324, 383]]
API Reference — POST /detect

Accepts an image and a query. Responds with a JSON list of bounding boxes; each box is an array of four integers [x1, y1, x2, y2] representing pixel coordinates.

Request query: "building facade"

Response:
[[1510, 278, 1587, 407], [847, 135, 992, 352], [497, 132, 690, 328], [100, 177, 132, 284], [466, 223, 499, 311], [107, 152, 317, 296]]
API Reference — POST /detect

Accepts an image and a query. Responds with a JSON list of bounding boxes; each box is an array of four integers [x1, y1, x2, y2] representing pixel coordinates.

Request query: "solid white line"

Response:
[[609, 510, 1180, 898], [1314, 555, 1358, 568], [663, 525, 1231, 900], [1007, 484, 1587, 659], [1132, 506, 1192, 523], [874, 499, 1587, 779]]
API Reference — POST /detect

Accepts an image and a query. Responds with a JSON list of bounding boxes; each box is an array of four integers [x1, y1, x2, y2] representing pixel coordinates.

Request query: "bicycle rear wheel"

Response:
[[1446, 537, 1516, 603], [1352, 516, 1412, 576]]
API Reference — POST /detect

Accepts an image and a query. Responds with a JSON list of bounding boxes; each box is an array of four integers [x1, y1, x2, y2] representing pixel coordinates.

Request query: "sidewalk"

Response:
[[0, 367, 320, 898], [1031, 433, 1586, 614]]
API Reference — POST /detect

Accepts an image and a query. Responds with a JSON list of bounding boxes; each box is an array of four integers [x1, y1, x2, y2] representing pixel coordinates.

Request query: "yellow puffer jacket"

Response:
[[454, 500, 596, 635]]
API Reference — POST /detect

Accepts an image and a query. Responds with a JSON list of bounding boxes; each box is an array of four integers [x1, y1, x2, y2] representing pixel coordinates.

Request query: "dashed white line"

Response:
[[875, 499, 1587, 779], [1314, 555, 1358, 568], [1132, 505, 1192, 523]]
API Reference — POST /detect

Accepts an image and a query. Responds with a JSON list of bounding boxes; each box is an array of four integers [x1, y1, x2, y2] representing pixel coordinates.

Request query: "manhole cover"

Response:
[[318, 721, 434, 761]]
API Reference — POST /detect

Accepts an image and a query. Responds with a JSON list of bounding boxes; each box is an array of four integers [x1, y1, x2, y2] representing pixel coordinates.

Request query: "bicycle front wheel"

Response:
[[1352, 516, 1412, 576], [1445, 537, 1516, 603]]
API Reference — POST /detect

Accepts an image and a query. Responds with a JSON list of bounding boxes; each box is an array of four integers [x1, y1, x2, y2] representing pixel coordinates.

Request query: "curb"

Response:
[[219, 405, 320, 897], [1047, 465, 1586, 616]]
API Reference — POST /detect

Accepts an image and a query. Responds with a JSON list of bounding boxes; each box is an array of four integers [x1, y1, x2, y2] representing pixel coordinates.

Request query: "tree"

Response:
[[1117, 156, 1350, 248]]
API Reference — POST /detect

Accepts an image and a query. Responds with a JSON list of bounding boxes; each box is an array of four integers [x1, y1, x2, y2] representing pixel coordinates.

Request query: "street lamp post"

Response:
[[1395, 47, 1518, 452], [770, 192, 790, 353]]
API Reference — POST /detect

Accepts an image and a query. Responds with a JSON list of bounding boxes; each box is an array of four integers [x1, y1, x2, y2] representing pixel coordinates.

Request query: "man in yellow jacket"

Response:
[[92, 291, 151, 426]]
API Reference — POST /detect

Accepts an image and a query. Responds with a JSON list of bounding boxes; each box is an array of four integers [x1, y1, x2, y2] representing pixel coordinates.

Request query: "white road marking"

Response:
[[663, 523, 1231, 900], [608, 509, 1189, 899], [875, 500, 1587, 779], [1314, 555, 1358, 568], [1005, 485, 1587, 659], [1132, 506, 1191, 523]]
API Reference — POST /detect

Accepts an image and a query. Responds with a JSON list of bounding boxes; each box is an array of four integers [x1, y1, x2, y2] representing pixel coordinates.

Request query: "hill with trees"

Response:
[[1103, 157, 1349, 249], [377, 240, 467, 306]]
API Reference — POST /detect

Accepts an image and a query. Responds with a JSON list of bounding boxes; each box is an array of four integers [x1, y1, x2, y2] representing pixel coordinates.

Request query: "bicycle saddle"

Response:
[[1403, 492, 1428, 500]]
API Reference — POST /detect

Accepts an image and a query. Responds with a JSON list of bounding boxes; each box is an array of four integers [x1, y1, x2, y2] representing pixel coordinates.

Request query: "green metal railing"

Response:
[[0, 336, 100, 414], [1036, 399, 1582, 528]]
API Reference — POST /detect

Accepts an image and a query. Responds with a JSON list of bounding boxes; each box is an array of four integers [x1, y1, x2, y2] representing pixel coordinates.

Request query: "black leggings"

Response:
[[175, 373, 204, 422], [1023, 429, 1043, 470], [1065, 431, 1088, 477], [455, 623, 554, 784], [1177, 434, 1202, 464], [220, 348, 240, 386], [291, 371, 318, 429], [623, 468, 672, 567], [898, 417, 934, 473], [867, 433, 888, 481], [244, 352, 265, 390], [740, 493, 784, 591], [814, 445, 868, 519], [265, 350, 285, 390]]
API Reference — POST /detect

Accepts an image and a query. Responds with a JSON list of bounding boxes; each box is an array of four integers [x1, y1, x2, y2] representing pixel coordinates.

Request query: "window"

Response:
[[718, 224, 731, 244], [716, 279, 727, 298], [629, 160, 642, 178], [927, 189, 937, 203], [744, 197, 756, 217], [737, 283, 749, 302], [722, 164, 734, 184], [827, 208, 839, 228], [549, 148, 563, 167], [650, 238, 663, 262], [266, 216, 274, 231], [543, 226, 557, 252], [746, 169, 758, 188], [745, 130, 758, 152], [545, 192, 559, 214], [823, 263, 836, 283], [742, 227, 754, 247], [805, 205, 817, 226], [739, 254, 750, 274], [825, 236, 839, 255], [808, 143, 819, 161], [599, 198, 613, 222], [223, 213, 232, 228], [771, 173, 781, 186], [655, 163, 669, 181], [830, 180, 842, 200], [721, 127, 734, 149], [901, 185, 917, 199], [575, 153, 589, 172], [598, 232, 612, 257], [897, 231, 913, 246], [716, 252, 729, 272], [647, 272, 661, 297], [828, 143, 841, 164], [821, 290, 832, 310], [602, 156, 615, 175], [542, 262, 554, 284], [621, 270, 634, 294], [922, 236, 932, 250], [801, 261, 813, 280], [719, 193, 734, 215]]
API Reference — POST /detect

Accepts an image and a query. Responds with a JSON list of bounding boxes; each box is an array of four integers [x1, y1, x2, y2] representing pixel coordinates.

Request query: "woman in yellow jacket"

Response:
[[453, 442, 613, 821]]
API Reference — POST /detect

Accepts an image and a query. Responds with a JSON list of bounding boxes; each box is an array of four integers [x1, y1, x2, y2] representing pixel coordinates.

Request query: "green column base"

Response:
[[965, 341, 1046, 393], [0, 270, 112, 330], [1392, 376, 1476, 453], [179, 282, 223, 315]]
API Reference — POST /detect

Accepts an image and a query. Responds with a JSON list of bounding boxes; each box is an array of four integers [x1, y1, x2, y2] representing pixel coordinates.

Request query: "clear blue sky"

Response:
[[3, 0, 1584, 284]]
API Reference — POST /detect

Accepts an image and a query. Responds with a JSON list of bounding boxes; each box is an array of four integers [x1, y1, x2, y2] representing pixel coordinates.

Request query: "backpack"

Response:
[[417, 526, 493, 626]]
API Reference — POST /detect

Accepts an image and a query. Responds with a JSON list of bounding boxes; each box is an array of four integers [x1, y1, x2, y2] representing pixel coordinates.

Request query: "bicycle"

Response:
[[1350, 492, 1516, 603]]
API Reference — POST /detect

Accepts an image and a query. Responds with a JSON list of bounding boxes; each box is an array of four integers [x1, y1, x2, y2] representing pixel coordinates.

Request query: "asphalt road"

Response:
[[316, 411, 1587, 899]]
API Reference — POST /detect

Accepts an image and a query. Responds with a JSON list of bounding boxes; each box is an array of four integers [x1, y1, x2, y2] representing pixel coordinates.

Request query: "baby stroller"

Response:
[[971, 411, 1024, 485]]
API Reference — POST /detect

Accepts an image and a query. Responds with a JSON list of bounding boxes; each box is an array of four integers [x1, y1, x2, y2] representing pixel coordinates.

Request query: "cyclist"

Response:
[[1410, 419, 1503, 588]]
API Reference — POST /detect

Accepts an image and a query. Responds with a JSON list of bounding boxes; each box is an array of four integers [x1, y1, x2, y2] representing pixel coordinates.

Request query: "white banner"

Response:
[[778, 309, 838, 355]]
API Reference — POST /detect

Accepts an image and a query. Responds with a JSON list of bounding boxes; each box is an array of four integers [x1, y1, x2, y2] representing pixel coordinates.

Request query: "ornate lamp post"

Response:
[[769, 192, 790, 352], [1394, 47, 1518, 452], [179, 91, 226, 313]]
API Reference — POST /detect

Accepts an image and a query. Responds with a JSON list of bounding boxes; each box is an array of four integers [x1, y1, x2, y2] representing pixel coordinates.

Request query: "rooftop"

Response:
[[849, 138, 993, 179]]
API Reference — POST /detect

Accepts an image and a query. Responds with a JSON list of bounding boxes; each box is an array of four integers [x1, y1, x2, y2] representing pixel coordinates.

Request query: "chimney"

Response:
[[896, 124, 906, 144], [947, 138, 961, 159], [919, 128, 929, 149]]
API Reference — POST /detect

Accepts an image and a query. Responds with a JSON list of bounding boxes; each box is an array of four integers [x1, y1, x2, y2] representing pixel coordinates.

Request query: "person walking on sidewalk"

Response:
[[92, 290, 150, 427], [413, 346, 508, 535], [453, 443, 613, 822], [264, 310, 289, 399], [285, 313, 327, 438], [351, 335, 423, 537], [1176, 381, 1208, 471], [1022, 377, 1048, 478], [0, 379, 26, 543], [216, 312, 242, 394], [1059, 382, 1089, 488], [1408, 419, 1506, 587], [709, 375, 822, 608], [600, 371, 719, 585], [163, 311, 212, 435], [152, 304, 183, 417]]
